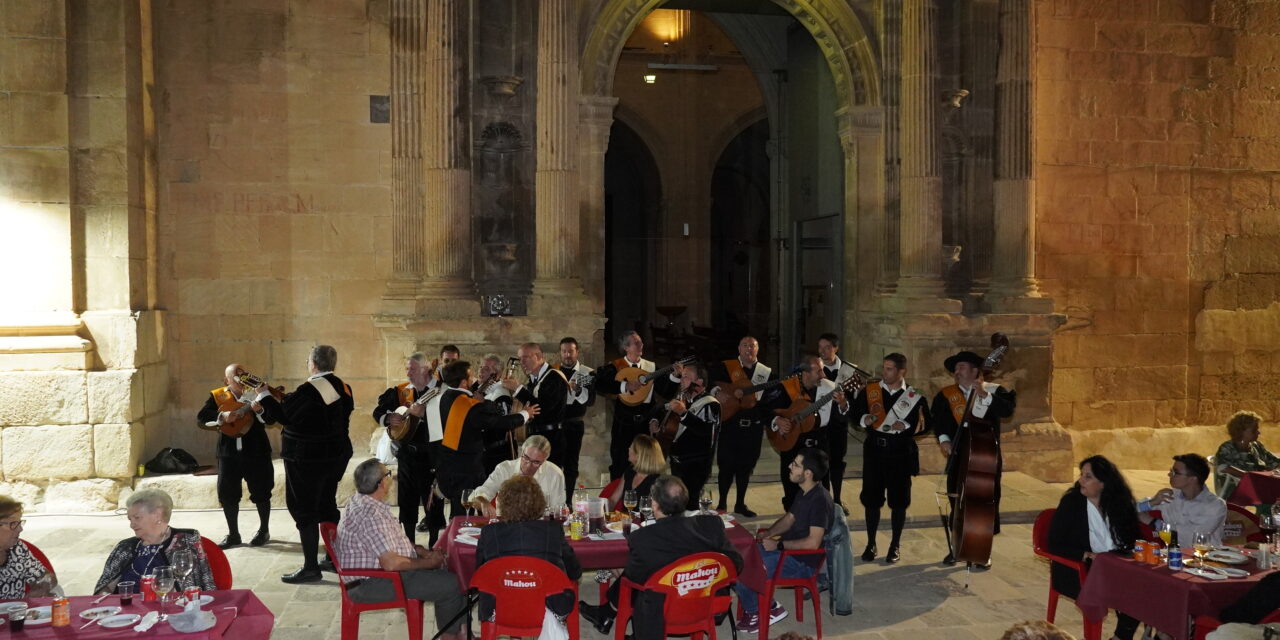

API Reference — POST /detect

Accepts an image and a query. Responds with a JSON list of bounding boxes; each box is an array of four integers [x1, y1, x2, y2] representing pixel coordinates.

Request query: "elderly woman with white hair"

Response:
[[93, 489, 216, 594]]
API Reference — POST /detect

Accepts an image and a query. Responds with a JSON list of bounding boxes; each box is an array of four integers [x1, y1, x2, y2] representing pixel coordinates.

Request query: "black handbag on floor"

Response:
[[144, 447, 200, 474]]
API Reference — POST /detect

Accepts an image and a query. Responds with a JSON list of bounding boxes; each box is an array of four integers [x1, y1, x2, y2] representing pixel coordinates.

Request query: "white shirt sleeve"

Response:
[[472, 462, 514, 502]]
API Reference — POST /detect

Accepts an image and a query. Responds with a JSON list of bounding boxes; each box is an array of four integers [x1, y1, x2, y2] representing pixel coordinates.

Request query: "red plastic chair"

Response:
[[615, 551, 737, 640], [469, 555, 579, 640], [1032, 508, 1103, 640], [320, 522, 426, 640], [1193, 609, 1280, 640], [756, 548, 826, 640], [1224, 503, 1268, 544], [198, 537, 233, 590], [21, 540, 53, 574], [599, 478, 623, 511]]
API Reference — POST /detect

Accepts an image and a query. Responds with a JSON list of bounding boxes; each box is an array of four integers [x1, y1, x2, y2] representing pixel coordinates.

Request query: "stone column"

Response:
[[533, 0, 582, 296], [386, 0, 426, 299], [421, 0, 473, 297], [578, 95, 619, 312], [989, 0, 1050, 309], [895, 0, 949, 300], [837, 106, 885, 339]]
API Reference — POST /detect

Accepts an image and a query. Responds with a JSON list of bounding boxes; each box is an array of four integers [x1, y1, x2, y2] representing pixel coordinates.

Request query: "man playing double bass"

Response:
[[708, 336, 774, 517], [931, 349, 1017, 567], [196, 363, 275, 549], [372, 352, 444, 545]]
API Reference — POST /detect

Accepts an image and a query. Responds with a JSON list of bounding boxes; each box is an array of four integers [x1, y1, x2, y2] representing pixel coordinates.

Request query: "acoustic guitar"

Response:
[[716, 373, 796, 422], [766, 375, 864, 452], [199, 372, 284, 438], [614, 356, 695, 407]]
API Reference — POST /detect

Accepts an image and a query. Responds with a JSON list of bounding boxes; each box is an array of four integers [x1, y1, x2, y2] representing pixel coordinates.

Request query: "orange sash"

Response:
[[211, 386, 244, 412], [866, 384, 886, 426], [396, 382, 414, 406], [443, 394, 478, 451], [781, 377, 804, 402], [723, 359, 748, 385], [942, 384, 967, 424], [613, 357, 629, 370]]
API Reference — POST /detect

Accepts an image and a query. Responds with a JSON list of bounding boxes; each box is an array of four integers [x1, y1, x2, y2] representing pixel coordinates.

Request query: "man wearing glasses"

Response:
[[471, 435, 565, 516]]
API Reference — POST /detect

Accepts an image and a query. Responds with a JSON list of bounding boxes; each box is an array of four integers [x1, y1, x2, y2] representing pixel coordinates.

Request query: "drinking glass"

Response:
[[117, 580, 136, 606], [459, 488, 474, 519], [171, 549, 195, 593], [1157, 521, 1173, 547], [639, 504, 654, 523], [1192, 532, 1211, 565], [152, 566, 175, 620], [7, 603, 27, 631], [622, 490, 638, 514], [698, 488, 714, 514]]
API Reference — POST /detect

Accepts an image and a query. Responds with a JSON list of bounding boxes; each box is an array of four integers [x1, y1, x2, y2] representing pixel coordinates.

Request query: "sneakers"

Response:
[[768, 601, 789, 624], [735, 611, 760, 633]]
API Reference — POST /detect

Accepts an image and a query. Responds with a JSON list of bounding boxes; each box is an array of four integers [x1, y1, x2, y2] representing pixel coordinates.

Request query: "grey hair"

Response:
[[126, 488, 174, 522], [311, 344, 338, 371], [523, 434, 551, 456], [354, 458, 387, 495], [617, 331, 640, 353], [483, 353, 501, 363], [407, 352, 427, 363]]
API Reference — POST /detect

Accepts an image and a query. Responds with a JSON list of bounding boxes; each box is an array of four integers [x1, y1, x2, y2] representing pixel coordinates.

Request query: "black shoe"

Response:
[[249, 529, 269, 547], [886, 545, 901, 564], [734, 504, 757, 518], [218, 534, 242, 549], [942, 552, 956, 566], [967, 560, 992, 571], [860, 543, 877, 562], [281, 567, 322, 584], [579, 601, 614, 635], [318, 557, 336, 573], [416, 517, 430, 532]]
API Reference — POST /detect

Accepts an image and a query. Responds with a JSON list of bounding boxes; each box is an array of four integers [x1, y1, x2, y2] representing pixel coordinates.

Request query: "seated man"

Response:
[[336, 459, 468, 640], [1138, 453, 1227, 545], [472, 435, 566, 515], [579, 476, 744, 640], [734, 448, 834, 633]]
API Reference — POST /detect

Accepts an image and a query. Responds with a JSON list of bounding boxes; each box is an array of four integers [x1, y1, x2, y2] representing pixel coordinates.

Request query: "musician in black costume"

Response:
[[931, 350, 1017, 567], [555, 337, 596, 503], [372, 352, 445, 544], [852, 353, 928, 564], [648, 362, 719, 511], [427, 360, 538, 520], [817, 333, 858, 513], [708, 336, 774, 517], [196, 363, 275, 549], [592, 331, 658, 480], [255, 344, 354, 584], [758, 356, 850, 510], [501, 343, 568, 474]]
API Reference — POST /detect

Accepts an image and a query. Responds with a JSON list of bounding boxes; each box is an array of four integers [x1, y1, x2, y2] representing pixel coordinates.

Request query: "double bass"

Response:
[[943, 332, 1011, 568]]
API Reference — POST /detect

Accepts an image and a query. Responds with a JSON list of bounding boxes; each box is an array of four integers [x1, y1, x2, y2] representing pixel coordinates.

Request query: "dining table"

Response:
[[437, 514, 769, 594], [1228, 470, 1280, 508], [1075, 549, 1275, 640], [0, 589, 274, 639]]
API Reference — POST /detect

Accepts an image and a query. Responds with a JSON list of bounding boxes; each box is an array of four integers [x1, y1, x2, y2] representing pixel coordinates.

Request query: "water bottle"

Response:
[[573, 487, 589, 516], [1167, 530, 1183, 570]]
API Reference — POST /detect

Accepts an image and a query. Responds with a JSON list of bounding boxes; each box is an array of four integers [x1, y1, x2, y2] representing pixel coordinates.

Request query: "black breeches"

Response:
[[396, 450, 436, 537], [609, 415, 647, 479], [671, 457, 711, 512], [284, 456, 349, 530], [561, 421, 585, 503], [217, 454, 275, 507], [859, 454, 913, 511]]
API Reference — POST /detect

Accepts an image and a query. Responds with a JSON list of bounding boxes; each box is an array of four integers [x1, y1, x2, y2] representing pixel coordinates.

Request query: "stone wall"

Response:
[[1035, 0, 1280, 466]]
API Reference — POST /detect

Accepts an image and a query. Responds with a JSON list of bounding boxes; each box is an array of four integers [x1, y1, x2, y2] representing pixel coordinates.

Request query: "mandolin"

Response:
[[614, 356, 695, 407], [766, 374, 865, 452], [200, 372, 283, 438]]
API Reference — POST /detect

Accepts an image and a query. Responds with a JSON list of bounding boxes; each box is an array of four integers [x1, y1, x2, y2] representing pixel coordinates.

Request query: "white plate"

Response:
[[24, 605, 53, 625], [79, 605, 122, 620], [606, 521, 626, 533], [1214, 566, 1250, 578], [1182, 566, 1228, 580], [175, 594, 214, 607], [99, 613, 142, 629], [458, 526, 482, 536], [0, 602, 24, 614], [1205, 550, 1249, 564]]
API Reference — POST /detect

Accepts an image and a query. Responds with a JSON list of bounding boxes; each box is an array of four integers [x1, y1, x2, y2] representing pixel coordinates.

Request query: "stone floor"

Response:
[[21, 470, 1171, 639]]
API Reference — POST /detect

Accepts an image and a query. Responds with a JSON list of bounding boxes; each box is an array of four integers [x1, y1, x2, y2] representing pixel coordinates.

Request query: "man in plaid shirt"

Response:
[[337, 459, 468, 639]]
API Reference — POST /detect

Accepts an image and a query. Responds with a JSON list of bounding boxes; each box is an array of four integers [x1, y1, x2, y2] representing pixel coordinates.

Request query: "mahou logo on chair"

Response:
[[662, 559, 724, 596]]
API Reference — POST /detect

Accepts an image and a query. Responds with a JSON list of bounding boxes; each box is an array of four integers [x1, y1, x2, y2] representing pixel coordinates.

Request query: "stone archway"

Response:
[[577, 0, 886, 361]]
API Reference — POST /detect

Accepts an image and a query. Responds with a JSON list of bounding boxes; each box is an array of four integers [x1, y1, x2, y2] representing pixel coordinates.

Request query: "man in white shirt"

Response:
[[472, 435, 566, 515]]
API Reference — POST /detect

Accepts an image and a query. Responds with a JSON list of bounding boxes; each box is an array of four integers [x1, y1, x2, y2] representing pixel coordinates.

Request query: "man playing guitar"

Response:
[[195, 363, 275, 549], [759, 356, 850, 510]]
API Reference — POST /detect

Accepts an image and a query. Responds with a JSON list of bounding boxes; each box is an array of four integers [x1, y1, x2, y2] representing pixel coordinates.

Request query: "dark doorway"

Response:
[[710, 117, 771, 353], [603, 121, 662, 349]]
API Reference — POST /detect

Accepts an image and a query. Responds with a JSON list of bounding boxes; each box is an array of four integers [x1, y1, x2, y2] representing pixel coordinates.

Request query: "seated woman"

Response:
[[94, 489, 216, 594], [1138, 453, 1226, 545], [475, 475, 582, 621], [0, 496, 56, 598], [606, 435, 666, 511], [1048, 455, 1142, 640], [1214, 411, 1280, 514]]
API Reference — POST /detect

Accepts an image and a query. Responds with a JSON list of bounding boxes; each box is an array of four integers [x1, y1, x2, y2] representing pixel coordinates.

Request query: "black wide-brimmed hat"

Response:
[[944, 351, 984, 373]]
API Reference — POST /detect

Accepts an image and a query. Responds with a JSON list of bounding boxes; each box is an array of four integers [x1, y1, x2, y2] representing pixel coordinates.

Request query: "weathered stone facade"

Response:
[[1, 0, 1278, 508]]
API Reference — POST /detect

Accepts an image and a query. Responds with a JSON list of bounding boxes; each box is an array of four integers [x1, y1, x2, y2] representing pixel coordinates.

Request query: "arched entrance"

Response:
[[578, 0, 882, 365]]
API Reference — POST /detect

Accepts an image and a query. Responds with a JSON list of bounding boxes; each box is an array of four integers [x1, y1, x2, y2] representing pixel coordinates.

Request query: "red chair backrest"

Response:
[[198, 536, 233, 590], [22, 540, 53, 575], [470, 556, 576, 631], [1223, 503, 1263, 544], [599, 478, 623, 511], [1032, 508, 1054, 556], [319, 522, 342, 571], [640, 552, 738, 627]]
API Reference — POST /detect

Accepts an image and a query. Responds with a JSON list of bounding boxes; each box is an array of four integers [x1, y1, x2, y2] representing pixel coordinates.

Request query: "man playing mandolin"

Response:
[[372, 353, 443, 545], [592, 331, 659, 480], [931, 348, 1017, 568], [196, 363, 276, 549], [708, 336, 774, 518], [648, 361, 719, 511], [759, 356, 851, 510]]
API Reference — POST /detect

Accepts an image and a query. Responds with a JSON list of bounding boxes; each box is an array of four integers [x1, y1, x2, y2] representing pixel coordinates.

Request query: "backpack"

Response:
[[144, 448, 200, 474]]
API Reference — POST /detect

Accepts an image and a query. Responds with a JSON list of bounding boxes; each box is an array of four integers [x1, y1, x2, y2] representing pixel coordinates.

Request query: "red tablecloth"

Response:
[[438, 516, 767, 593], [1076, 552, 1274, 640], [1229, 471, 1280, 506], [0, 590, 273, 639]]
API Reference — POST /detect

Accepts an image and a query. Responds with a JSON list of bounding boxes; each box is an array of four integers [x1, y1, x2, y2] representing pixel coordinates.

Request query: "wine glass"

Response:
[[698, 488, 714, 514], [1192, 532, 1211, 566], [152, 566, 175, 620], [639, 503, 654, 523], [622, 490, 638, 514], [1157, 521, 1173, 548], [459, 488, 474, 521], [171, 549, 195, 598]]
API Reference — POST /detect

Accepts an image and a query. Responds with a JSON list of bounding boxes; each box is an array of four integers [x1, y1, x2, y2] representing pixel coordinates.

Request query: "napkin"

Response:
[[453, 534, 478, 546], [184, 597, 203, 613], [134, 611, 160, 632]]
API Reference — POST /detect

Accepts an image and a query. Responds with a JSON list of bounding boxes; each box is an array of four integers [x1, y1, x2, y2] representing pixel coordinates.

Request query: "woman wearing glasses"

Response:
[[0, 496, 56, 598], [93, 488, 215, 594], [1137, 453, 1226, 546]]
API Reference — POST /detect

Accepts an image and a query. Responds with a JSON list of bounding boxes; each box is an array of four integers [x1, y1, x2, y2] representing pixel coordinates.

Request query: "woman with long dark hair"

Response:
[[1048, 455, 1141, 640]]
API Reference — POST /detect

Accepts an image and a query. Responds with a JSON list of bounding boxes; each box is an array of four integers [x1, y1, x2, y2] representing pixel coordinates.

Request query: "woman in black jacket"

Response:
[[475, 475, 582, 620], [1048, 455, 1141, 640]]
